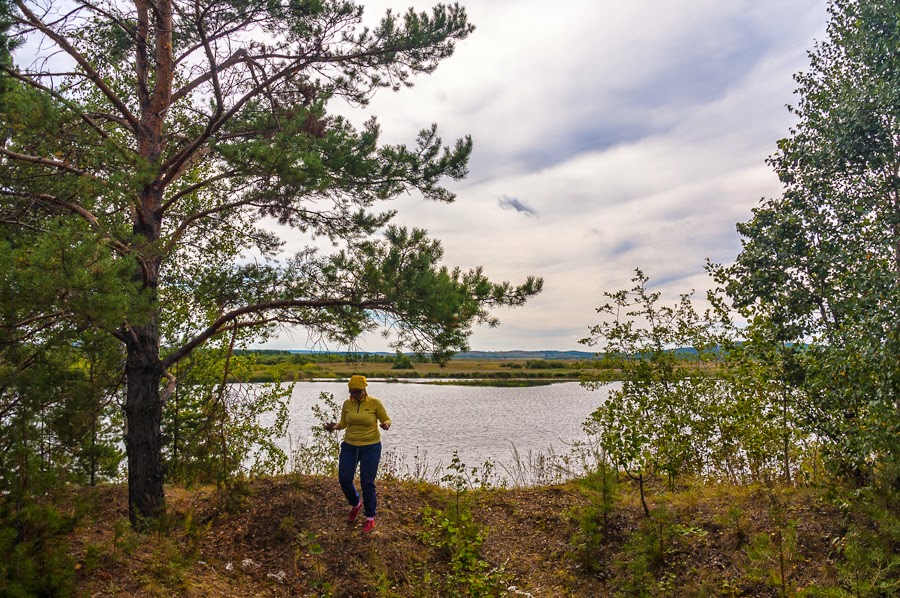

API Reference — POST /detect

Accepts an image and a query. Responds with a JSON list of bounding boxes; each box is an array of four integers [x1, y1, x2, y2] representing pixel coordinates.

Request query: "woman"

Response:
[[324, 375, 391, 533]]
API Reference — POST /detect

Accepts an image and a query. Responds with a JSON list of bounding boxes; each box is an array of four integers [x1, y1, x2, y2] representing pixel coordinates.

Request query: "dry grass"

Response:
[[65, 475, 860, 597]]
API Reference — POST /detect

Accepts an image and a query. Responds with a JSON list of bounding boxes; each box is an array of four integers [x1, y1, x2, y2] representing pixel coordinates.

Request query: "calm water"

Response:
[[280, 380, 613, 482]]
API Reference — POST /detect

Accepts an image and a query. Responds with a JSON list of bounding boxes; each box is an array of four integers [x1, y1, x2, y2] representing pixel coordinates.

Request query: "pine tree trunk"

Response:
[[125, 0, 171, 526], [124, 112, 167, 524], [123, 320, 165, 528]]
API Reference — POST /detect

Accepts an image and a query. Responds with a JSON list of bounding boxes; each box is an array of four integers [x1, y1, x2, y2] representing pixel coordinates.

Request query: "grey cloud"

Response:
[[470, 4, 821, 181], [497, 195, 537, 216], [610, 239, 638, 257], [491, 29, 769, 175], [647, 270, 697, 290]]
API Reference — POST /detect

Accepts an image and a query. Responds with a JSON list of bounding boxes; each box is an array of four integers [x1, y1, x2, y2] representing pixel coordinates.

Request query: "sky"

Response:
[[266, 0, 829, 354]]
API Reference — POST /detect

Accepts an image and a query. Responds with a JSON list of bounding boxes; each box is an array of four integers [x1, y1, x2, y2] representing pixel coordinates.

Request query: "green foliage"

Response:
[[0, 330, 124, 497], [163, 340, 291, 488], [296, 530, 325, 556], [293, 529, 333, 594], [418, 508, 502, 594], [0, 221, 132, 496], [615, 506, 677, 595], [112, 517, 140, 558], [744, 496, 800, 596], [833, 529, 900, 597], [721, 0, 900, 486], [420, 505, 508, 597], [698, 311, 815, 486], [441, 451, 498, 496], [0, 0, 16, 70], [581, 270, 730, 511], [392, 351, 414, 370], [416, 452, 509, 596], [571, 453, 619, 573], [0, 499, 78, 597], [121, 510, 213, 596], [523, 359, 567, 369], [342, 226, 542, 362], [826, 483, 900, 596], [290, 392, 342, 476], [581, 268, 822, 514]]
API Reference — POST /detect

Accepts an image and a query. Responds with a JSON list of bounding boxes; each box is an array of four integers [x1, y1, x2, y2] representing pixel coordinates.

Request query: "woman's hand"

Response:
[[380, 422, 391, 431], [324, 422, 337, 432]]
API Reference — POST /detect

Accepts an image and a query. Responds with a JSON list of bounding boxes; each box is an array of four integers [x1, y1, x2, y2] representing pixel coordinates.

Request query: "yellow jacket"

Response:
[[337, 396, 391, 446]]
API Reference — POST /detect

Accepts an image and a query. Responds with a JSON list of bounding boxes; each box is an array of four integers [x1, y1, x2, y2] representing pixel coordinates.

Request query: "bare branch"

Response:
[[75, 0, 136, 39], [0, 146, 100, 179], [0, 190, 131, 254], [13, 310, 71, 329], [170, 48, 248, 104], [0, 188, 100, 225], [161, 186, 252, 254], [13, 0, 140, 132], [160, 370, 177, 403], [84, 111, 133, 130], [162, 297, 392, 369], [173, 16, 256, 66], [194, 0, 224, 117], [160, 168, 238, 213]]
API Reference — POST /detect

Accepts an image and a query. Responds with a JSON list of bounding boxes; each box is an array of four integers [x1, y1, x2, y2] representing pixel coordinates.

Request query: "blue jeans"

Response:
[[338, 441, 382, 517]]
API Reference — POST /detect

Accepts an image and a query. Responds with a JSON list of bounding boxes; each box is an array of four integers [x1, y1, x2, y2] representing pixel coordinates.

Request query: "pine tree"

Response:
[[0, 0, 541, 526]]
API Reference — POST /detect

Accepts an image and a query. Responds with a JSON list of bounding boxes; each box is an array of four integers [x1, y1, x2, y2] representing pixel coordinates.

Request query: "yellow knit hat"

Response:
[[348, 375, 367, 390]]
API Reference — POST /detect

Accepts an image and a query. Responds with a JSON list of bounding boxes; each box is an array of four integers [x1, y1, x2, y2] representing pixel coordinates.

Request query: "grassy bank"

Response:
[[49, 475, 898, 596]]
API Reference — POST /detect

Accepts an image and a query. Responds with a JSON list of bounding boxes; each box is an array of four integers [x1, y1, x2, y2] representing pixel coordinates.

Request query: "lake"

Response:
[[279, 380, 613, 485]]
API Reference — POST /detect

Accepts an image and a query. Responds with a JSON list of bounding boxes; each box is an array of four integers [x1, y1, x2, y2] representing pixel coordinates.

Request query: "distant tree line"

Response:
[[234, 350, 430, 366]]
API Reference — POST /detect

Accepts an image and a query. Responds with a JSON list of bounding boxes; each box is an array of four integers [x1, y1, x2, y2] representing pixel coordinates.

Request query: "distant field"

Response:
[[235, 350, 719, 383], [239, 355, 619, 383]]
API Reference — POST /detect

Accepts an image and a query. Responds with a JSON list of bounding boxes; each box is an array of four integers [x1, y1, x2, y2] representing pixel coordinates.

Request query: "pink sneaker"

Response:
[[347, 502, 362, 522], [362, 518, 376, 533]]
